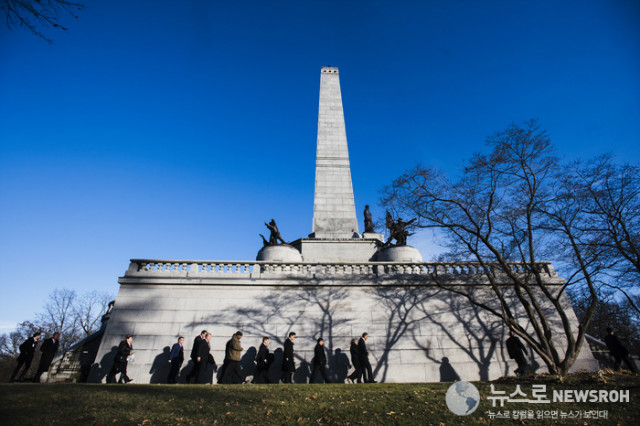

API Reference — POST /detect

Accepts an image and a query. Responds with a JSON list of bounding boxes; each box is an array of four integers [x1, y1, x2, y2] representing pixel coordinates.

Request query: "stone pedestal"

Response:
[[362, 232, 384, 242], [292, 238, 380, 262], [256, 245, 303, 262], [376, 245, 423, 262]]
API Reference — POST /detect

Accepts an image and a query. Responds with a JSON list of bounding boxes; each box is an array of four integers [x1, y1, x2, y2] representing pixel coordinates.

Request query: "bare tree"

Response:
[[382, 120, 605, 375], [73, 290, 113, 336], [36, 288, 79, 349], [571, 288, 640, 355], [0, 321, 40, 358], [568, 157, 640, 315], [0, 288, 112, 355], [1, 0, 83, 42]]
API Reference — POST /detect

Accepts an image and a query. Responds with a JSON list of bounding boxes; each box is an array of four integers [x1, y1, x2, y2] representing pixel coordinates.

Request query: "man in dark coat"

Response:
[[358, 333, 376, 383], [185, 330, 207, 383], [506, 331, 528, 376], [253, 336, 273, 383], [347, 338, 361, 383], [10, 332, 41, 382], [604, 327, 637, 372], [195, 332, 215, 383], [33, 332, 60, 383], [281, 332, 296, 383], [167, 336, 185, 384], [310, 338, 330, 383], [106, 334, 133, 383]]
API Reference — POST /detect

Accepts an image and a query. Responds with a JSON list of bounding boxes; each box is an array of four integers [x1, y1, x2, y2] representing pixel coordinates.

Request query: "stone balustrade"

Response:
[[125, 259, 558, 279]]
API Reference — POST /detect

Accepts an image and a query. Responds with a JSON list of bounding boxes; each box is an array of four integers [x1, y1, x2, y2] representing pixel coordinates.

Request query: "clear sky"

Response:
[[1, 0, 639, 335]]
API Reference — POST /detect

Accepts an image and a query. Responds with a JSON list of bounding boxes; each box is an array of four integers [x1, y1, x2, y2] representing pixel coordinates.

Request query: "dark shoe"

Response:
[[125, 377, 133, 383]]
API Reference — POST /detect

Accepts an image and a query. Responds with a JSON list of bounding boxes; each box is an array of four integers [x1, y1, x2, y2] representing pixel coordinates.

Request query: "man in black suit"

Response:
[[281, 332, 296, 383], [347, 338, 361, 383], [358, 332, 376, 383], [33, 332, 60, 383], [185, 330, 207, 383], [167, 336, 185, 384], [106, 334, 133, 383], [310, 337, 330, 383], [506, 331, 529, 376], [604, 327, 637, 372], [253, 336, 273, 383], [195, 332, 215, 384], [10, 332, 41, 382]]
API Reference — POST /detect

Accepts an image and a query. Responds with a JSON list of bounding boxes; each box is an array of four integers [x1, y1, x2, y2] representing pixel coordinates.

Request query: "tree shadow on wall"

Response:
[[194, 275, 450, 384], [413, 287, 503, 381], [191, 279, 349, 384], [369, 281, 432, 382]]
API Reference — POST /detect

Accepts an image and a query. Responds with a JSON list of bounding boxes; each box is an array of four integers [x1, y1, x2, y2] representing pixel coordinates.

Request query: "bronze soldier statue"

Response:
[[384, 210, 415, 246], [263, 219, 286, 246]]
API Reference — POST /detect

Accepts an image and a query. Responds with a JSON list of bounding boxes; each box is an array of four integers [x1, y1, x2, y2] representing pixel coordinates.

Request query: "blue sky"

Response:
[[1, 0, 639, 334]]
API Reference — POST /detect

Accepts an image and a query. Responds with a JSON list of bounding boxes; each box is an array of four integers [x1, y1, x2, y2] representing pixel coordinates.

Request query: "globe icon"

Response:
[[445, 381, 480, 416]]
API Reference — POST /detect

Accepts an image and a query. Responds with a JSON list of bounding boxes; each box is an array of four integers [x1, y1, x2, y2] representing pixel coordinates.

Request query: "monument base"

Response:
[[292, 237, 382, 262], [376, 245, 423, 262], [256, 245, 303, 262], [89, 259, 599, 384]]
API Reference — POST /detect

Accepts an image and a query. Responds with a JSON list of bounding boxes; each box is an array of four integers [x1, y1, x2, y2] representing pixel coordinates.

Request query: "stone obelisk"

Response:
[[292, 67, 381, 262], [311, 67, 359, 239]]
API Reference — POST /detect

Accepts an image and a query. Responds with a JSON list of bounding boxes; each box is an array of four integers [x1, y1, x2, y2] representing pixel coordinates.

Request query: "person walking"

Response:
[[10, 332, 41, 382], [253, 336, 273, 383], [195, 332, 215, 383], [33, 332, 60, 383], [347, 338, 361, 383], [358, 333, 376, 383], [506, 330, 529, 376], [604, 327, 637, 372], [185, 330, 207, 383], [310, 338, 330, 383], [221, 331, 244, 384], [167, 336, 185, 384], [281, 332, 296, 383], [106, 335, 133, 383]]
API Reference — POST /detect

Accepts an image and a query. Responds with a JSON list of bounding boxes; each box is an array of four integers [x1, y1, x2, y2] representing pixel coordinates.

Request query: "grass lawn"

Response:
[[1, 371, 639, 425]]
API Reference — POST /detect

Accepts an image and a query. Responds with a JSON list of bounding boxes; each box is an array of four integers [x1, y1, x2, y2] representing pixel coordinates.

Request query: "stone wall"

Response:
[[88, 260, 598, 383]]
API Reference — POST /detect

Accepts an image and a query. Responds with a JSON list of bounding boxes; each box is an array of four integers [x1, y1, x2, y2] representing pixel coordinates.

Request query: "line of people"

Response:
[[165, 331, 377, 384], [107, 330, 379, 385]]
